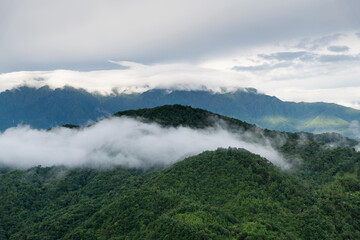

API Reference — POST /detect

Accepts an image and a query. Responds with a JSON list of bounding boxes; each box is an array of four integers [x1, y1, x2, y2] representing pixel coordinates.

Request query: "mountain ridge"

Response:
[[1, 86, 360, 137]]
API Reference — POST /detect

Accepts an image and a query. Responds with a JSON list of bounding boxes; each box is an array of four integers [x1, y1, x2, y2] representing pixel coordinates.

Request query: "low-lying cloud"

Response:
[[0, 117, 289, 170], [0, 62, 246, 94]]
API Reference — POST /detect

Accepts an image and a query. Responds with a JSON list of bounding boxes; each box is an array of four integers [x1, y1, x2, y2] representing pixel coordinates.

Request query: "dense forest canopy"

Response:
[[1, 105, 360, 239]]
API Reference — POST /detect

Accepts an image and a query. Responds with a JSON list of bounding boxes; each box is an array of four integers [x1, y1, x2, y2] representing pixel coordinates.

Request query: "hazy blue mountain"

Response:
[[1, 86, 359, 137]]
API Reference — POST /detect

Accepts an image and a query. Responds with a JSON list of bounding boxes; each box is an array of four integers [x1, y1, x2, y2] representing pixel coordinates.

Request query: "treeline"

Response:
[[1, 148, 360, 239]]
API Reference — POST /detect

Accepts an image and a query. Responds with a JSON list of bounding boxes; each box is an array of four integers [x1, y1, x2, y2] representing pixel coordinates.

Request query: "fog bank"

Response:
[[0, 117, 289, 170]]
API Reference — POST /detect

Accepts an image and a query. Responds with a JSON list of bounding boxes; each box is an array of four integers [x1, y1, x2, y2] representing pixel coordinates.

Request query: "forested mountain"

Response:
[[1, 86, 360, 137], [1, 105, 360, 239]]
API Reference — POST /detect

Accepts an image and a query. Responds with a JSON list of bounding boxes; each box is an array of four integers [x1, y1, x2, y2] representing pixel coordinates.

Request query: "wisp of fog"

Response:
[[0, 117, 289, 170]]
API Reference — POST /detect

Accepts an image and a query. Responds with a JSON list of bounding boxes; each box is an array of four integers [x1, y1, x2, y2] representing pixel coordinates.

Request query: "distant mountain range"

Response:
[[1, 85, 359, 137]]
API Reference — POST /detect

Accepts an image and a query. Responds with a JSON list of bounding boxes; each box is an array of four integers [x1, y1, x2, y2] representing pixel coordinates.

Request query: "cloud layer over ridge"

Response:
[[0, 117, 288, 170]]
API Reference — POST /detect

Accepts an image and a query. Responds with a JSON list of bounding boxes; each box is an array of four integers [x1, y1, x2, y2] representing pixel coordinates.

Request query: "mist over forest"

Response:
[[2, 1, 360, 239], [0, 117, 287, 169]]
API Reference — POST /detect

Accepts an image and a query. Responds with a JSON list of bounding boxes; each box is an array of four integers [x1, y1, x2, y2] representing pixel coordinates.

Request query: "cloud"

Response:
[[1, 26, 360, 110], [257, 51, 359, 63], [318, 54, 360, 62], [232, 62, 293, 72], [1, 43, 360, 110], [327, 45, 350, 52], [0, 117, 289, 170], [0, 62, 251, 94], [1, 0, 360, 72], [0, 1, 359, 111], [258, 51, 310, 61], [295, 34, 344, 50]]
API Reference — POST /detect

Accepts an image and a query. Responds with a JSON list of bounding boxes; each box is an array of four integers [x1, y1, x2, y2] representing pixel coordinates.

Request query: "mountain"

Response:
[[1, 86, 360, 137], [1, 105, 360, 239]]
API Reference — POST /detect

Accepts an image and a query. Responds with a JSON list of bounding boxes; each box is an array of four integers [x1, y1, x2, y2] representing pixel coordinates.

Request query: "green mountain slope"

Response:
[[2, 148, 360, 239], [114, 104, 358, 148], [1, 105, 360, 239]]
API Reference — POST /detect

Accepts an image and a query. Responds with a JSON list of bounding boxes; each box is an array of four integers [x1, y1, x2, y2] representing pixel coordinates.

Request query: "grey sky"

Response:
[[1, 0, 360, 109], [1, 0, 359, 72]]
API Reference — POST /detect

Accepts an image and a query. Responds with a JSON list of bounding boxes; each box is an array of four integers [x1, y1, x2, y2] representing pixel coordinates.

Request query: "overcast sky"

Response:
[[1, 0, 360, 108]]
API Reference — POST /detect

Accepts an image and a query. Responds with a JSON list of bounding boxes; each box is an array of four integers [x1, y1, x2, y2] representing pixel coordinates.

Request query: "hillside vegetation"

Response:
[[1, 105, 360, 239]]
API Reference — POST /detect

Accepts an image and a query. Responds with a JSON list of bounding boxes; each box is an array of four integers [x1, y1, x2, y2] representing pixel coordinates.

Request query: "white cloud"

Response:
[[1, 31, 360, 110], [203, 32, 360, 109], [0, 61, 253, 94], [0, 117, 289, 170]]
